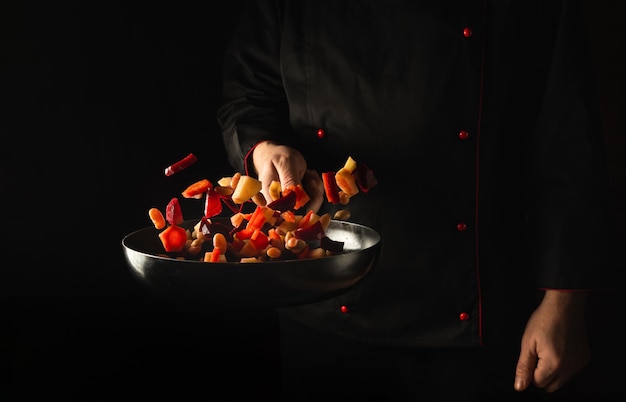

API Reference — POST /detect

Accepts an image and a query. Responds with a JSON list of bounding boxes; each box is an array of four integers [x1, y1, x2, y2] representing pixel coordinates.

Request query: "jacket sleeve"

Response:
[[217, 0, 294, 175], [527, 0, 614, 289]]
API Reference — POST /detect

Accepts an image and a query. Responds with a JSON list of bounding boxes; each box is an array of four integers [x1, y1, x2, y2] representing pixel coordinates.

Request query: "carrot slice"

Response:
[[158, 224, 187, 252], [281, 210, 296, 223], [148, 207, 166, 230], [298, 209, 315, 228], [247, 205, 267, 231], [268, 228, 281, 241], [182, 179, 212, 199]]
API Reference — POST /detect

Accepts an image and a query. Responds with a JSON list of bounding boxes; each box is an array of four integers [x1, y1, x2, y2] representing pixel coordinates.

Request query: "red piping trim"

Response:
[[243, 140, 267, 176], [538, 288, 612, 292], [475, 0, 487, 346]]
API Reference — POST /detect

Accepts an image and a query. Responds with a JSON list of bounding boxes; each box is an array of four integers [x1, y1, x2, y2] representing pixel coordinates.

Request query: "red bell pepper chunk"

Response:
[[165, 197, 184, 226], [158, 224, 187, 252], [322, 171, 341, 204], [164, 153, 198, 176], [204, 188, 223, 218], [248, 233, 269, 250]]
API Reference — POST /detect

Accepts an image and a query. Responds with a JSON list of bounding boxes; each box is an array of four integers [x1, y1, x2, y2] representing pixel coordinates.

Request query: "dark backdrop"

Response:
[[1, 1, 283, 400], [1, 1, 625, 400]]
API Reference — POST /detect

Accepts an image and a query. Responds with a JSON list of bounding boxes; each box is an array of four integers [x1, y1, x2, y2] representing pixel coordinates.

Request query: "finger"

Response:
[[514, 347, 537, 392], [542, 376, 564, 393], [273, 153, 306, 190], [276, 164, 304, 191], [532, 358, 558, 391]]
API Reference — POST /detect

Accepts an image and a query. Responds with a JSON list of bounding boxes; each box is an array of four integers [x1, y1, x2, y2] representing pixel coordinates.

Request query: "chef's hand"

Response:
[[252, 141, 324, 213], [514, 290, 589, 394]]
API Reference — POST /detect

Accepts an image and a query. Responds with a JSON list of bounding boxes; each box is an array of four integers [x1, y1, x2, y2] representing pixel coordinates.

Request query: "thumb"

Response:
[[514, 346, 537, 392], [277, 171, 299, 191], [276, 159, 306, 191]]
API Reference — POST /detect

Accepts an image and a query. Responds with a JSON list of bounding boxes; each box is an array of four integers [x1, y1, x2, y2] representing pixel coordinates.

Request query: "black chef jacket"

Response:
[[217, 0, 613, 349]]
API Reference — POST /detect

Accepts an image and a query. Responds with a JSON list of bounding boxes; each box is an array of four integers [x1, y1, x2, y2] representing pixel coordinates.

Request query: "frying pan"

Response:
[[122, 219, 381, 308]]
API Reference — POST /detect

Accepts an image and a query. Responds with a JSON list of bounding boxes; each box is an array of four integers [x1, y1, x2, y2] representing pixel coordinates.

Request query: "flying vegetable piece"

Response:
[[248, 232, 270, 250], [282, 184, 310, 210], [342, 156, 358, 173], [204, 188, 223, 218], [335, 168, 359, 197], [293, 220, 325, 241], [268, 180, 282, 201], [297, 209, 317, 229], [158, 224, 187, 252], [246, 205, 267, 232], [165, 197, 184, 225], [230, 175, 262, 204], [198, 217, 235, 242], [207, 247, 222, 263], [322, 171, 341, 204], [148, 207, 166, 230], [182, 178, 212, 199], [164, 153, 198, 176], [355, 164, 378, 193], [266, 190, 297, 212]]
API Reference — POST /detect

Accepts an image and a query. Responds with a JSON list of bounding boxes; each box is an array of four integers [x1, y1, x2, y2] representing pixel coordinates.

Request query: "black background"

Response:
[[1, 1, 282, 400], [1, 1, 625, 400]]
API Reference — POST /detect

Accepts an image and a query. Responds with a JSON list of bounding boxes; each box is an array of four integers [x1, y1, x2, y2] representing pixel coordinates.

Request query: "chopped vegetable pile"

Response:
[[148, 153, 377, 263]]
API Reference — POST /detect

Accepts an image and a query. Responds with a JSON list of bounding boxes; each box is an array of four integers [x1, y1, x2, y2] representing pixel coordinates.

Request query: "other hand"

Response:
[[514, 290, 589, 393]]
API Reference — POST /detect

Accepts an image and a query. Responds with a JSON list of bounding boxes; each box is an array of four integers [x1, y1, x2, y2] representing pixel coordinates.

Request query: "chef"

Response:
[[217, 1, 614, 400]]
